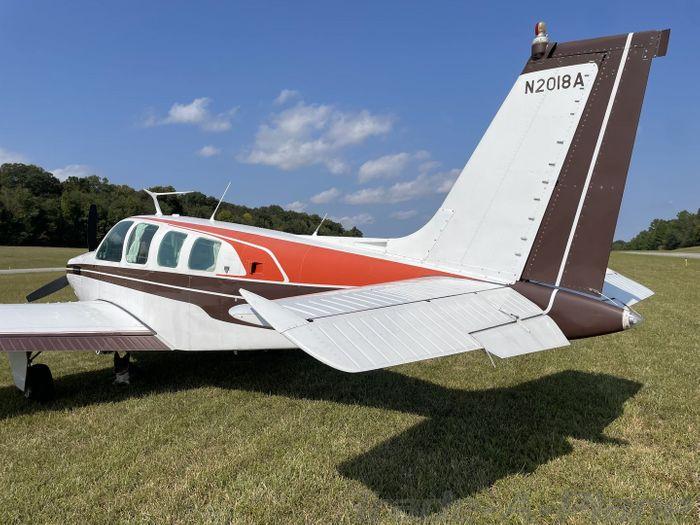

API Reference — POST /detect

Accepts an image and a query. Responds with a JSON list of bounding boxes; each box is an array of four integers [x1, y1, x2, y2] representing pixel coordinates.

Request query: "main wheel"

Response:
[[24, 363, 54, 402]]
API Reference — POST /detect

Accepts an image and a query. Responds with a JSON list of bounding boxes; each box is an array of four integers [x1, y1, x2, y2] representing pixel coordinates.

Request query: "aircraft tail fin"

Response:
[[386, 28, 669, 294]]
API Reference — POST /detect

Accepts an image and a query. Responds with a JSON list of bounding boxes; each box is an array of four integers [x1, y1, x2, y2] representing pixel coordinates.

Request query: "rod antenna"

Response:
[[210, 181, 231, 222], [311, 213, 328, 236], [144, 189, 193, 216]]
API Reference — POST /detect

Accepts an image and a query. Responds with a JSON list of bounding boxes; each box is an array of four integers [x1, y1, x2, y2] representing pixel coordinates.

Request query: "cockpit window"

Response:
[[157, 231, 187, 268], [125, 223, 159, 264], [96, 221, 134, 262], [188, 238, 221, 272]]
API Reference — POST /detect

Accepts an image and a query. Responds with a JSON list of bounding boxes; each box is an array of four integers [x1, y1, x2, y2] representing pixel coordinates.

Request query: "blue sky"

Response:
[[0, 1, 697, 239]]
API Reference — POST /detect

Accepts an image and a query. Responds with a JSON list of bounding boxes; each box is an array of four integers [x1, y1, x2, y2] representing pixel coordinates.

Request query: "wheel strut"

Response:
[[24, 362, 54, 402], [113, 352, 131, 385]]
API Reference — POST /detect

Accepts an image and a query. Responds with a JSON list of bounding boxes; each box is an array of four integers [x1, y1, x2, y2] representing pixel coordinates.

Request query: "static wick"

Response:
[[483, 348, 496, 368]]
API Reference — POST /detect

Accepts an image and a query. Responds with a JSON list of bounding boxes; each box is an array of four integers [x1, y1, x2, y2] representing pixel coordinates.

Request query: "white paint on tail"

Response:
[[386, 62, 599, 283]]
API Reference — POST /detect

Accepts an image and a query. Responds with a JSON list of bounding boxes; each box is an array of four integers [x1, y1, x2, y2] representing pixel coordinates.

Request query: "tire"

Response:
[[24, 363, 55, 402]]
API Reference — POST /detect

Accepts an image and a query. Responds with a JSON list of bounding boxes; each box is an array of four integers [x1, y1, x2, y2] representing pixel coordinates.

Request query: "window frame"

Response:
[[124, 223, 160, 266], [95, 220, 135, 264], [187, 237, 222, 273], [157, 230, 189, 270]]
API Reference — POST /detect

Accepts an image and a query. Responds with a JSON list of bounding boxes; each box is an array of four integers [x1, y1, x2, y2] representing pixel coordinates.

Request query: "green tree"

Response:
[[613, 209, 700, 251], [0, 163, 363, 247]]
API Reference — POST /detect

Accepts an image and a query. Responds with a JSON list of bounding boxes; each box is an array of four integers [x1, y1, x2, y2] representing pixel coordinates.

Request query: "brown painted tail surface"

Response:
[[521, 29, 669, 294]]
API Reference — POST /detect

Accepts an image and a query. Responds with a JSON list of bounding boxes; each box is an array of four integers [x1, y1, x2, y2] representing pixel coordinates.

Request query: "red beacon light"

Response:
[[531, 21, 550, 60]]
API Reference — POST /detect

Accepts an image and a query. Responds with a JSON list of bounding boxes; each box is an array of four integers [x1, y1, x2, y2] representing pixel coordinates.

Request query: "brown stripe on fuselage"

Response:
[[68, 264, 337, 324], [512, 281, 625, 339]]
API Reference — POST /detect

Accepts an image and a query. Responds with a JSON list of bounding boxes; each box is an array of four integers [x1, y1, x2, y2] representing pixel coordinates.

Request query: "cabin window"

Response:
[[125, 223, 159, 264], [157, 231, 187, 268], [96, 220, 134, 262], [188, 238, 221, 272]]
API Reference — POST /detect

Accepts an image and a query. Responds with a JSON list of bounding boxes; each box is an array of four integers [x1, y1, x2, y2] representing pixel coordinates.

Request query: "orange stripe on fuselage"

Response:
[[145, 217, 460, 286]]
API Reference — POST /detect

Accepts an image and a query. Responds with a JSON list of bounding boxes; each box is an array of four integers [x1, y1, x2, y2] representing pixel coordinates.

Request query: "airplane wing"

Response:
[[0, 301, 170, 353], [0, 300, 170, 392], [237, 277, 569, 373], [603, 268, 654, 307]]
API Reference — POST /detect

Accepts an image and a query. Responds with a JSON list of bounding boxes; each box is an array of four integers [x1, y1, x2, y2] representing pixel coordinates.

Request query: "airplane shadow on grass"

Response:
[[0, 350, 641, 516]]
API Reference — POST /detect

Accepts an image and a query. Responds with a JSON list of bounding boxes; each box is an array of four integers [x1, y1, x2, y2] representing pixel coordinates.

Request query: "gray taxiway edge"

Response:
[[0, 267, 66, 275], [622, 251, 700, 259]]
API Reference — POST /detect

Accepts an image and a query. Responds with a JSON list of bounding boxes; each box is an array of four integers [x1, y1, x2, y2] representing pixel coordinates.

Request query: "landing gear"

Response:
[[113, 352, 131, 385], [24, 362, 54, 402]]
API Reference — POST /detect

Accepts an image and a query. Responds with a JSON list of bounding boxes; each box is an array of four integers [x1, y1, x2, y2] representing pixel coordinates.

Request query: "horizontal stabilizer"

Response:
[[602, 268, 654, 307], [239, 277, 569, 372]]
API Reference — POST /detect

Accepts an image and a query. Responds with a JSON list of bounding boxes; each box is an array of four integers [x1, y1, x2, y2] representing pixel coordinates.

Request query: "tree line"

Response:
[[612, 209, 700, 251], [0, 163, 362, 247]]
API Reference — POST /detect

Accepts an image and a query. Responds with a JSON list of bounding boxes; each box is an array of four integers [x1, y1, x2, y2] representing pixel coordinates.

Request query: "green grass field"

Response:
[[0, 246, 85, 270], [0, 251, 697, 523]]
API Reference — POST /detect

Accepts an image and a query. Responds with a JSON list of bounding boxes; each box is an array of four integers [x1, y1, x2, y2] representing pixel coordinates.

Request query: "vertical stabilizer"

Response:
[[386, 28, 669, 293]]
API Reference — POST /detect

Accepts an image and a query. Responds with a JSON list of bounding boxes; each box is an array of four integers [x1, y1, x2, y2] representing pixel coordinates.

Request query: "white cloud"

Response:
[[435, 168, 460, 193], [284, 200, 307, 212], [358, 150, 431, 182], [274, 89, 301, 105], [51, 164, 94, 181], [197, 145, 221, 157], [325, 158, 349, 175], [310, 187, 341, 204], [0, 147, 27, 165], [336, 213, 375, 229], [358, 152, 411, 183], [146, 97, 237, 132], [418, 160, 441, 174], [240, 98, 393, 173], [344, 187, 387, 205], [325, 110, 394, 147], [344, 169, 460, 205], [391, 209, 418, 220]]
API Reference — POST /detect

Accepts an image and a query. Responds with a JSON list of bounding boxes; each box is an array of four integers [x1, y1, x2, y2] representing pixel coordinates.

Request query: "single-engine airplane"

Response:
[[1, 24, 669, 400]]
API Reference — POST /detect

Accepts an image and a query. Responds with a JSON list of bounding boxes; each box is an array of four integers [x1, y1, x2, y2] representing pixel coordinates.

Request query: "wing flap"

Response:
[[239, 278, 569, 373]]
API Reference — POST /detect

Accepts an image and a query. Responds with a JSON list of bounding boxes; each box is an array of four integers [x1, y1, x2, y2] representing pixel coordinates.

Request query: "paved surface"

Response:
[[623, 251, 700, 259], [0, 267, 66, 275]]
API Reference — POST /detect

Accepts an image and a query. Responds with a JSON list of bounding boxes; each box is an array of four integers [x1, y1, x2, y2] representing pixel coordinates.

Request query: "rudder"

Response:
[[522, 29, 670, 293]]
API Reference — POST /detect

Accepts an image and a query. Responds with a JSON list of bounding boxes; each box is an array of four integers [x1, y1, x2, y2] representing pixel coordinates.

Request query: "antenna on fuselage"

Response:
[[311, 213, 328, 236], [209, 181, 231, 222], [144, 189, 193, 216]]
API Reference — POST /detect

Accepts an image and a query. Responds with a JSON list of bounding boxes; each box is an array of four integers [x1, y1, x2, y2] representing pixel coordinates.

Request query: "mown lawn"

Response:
[[0, 251, 697, 523], [0, 246, 85, 270]]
